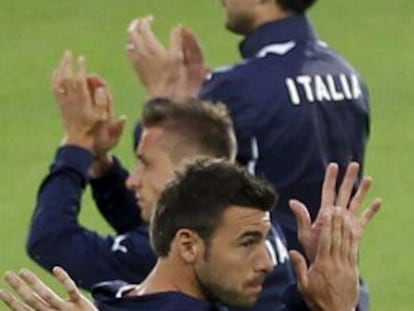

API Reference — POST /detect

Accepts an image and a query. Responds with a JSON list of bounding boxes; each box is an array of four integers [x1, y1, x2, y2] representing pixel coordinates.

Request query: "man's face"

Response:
[[220, 0, 257, 35], [126, 127, 176, 222], [194, 206, 273, 307]]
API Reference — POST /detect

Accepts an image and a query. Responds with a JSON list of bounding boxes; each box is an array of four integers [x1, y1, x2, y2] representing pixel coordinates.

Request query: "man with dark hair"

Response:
[[150, 158, 276, 259], [127, 1, 371, 308], [2, 158, 378, 311]]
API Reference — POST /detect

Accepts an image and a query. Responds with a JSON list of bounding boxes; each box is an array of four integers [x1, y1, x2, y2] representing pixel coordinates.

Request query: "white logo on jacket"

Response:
[[111, 235, 128, 254]]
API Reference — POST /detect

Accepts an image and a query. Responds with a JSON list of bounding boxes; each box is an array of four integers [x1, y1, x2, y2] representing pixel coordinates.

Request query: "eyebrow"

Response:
[[238, 231, 265, 241]]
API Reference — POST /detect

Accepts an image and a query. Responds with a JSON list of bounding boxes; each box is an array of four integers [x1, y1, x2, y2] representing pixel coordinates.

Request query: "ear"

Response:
[[175, 229, 203, 263]]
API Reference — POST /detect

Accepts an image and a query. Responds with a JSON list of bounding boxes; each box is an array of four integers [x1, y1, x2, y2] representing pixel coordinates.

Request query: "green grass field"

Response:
[[0, 0, 413, 309]]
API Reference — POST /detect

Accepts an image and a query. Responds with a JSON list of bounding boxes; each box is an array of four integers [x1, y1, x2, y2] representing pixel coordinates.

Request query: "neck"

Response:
[[131, 258, 206, 300], [252, 6, 292, 32]]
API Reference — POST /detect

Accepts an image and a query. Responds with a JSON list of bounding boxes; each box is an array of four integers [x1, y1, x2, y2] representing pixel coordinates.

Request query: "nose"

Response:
[[125, 174, 135, 190], [125, 166, 142, 190], [256, 244, 274, 274]]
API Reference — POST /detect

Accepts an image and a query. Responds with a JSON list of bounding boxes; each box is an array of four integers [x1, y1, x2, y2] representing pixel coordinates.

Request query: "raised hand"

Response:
[[127, 16, 183, 99], [290, 162, 382, 261], [86, 75, 127, 177], [290, 207, 360, 311], [126, 16, 208, 101], [52, 51, 110, 151], [0, 267, 97, 311], [178, 27, 210, 98]]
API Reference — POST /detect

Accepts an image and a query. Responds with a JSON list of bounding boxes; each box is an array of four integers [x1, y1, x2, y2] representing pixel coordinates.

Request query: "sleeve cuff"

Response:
[[52, 146, 94, 181], [89, 156, 127, 189]]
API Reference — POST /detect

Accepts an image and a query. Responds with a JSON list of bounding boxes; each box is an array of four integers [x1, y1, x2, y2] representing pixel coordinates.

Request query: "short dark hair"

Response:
[[150, 158, 277, 257], [134, 98, 236, 161], [276, 0, 317, 14]]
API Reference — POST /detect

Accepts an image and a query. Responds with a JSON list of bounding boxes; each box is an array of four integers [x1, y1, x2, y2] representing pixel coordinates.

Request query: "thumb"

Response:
[[109, 115, 127, 138], [180, 26, 204, 65], [170, 26, 184, 62], [52, 266, 82, 303], [289, 199, 311, 238], [289, 250, 308, 291]]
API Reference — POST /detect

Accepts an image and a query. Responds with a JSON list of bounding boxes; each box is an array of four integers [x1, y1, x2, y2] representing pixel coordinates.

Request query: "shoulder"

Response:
[[93, 287, 217, 311]]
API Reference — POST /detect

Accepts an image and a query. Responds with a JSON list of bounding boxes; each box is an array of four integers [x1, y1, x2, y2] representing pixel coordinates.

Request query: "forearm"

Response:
[[27, 147, 155, 290], [27, 146, 94, 285], [90, 155, 143, 233]]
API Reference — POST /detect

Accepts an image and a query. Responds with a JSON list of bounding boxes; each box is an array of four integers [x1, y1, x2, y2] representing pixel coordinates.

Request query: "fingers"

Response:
[[180, 26, 204, 65], [126, 19, 140, 56], [60, 50, 73, 80], [109, 116, 127, 138], [76, 55, 87, 80], [3, 271, 48, 311], [140, 16, 165, 55], [315, 212, 332, 260], [348, 176, 372, 214], [289, 250, 308, 290], [331, 207, 344, 258], [318, 207, 357, 265], [336, 162, 359, 208], [52, 51, 72, 98], [86, 74, 105, 92], [330, 207, 361, 265], [94, 87, 109, 121], [340, 211, 351, 260], [52, 267, 82, 303], [53, 50, 90, 99], [54, 51, 113, 123], [320, 163, 339, 212], [170, 26, 184, 63], [52, 70, 65, 100], [127, 16, 164, 58], [349, 220, 359, 265], [87, 74, 114, 119], [18, 269, 64, 309], [289, 199, 311, 238], [76, 55, 91, 104], [0, 290, 32, 311], [337, 208, 359, 265], [360, 198, 382, 227]]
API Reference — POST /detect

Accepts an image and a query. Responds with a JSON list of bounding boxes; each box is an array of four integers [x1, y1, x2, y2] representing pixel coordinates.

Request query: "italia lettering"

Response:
[[285, 73, 362, 105]]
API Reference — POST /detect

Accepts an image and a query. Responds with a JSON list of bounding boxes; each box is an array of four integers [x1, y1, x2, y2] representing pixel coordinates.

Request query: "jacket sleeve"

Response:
[[89, 156, 144, 234], [26, 146, 156, 291], [199, 70, 261, 168]]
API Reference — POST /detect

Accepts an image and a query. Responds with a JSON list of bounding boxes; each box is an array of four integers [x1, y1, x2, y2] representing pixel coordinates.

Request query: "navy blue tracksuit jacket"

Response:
[[200, 14, 369, 250], [92, 281, 225, 311]]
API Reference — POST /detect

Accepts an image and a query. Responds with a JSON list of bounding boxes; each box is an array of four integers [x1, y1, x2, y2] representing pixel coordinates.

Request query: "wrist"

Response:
[[89, 153, 114, 178], [147, 83, 177, 100], [61, 135, 94, 152]]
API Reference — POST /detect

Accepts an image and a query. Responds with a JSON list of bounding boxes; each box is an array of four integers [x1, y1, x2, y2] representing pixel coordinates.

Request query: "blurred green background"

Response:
[[0, 0, 413, 309]]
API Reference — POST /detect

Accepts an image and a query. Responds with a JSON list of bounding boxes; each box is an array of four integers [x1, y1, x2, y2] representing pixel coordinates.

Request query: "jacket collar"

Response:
[[239, 14, 319, 58]]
